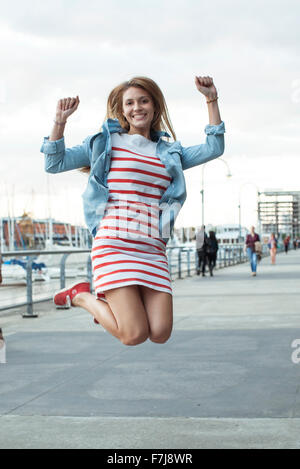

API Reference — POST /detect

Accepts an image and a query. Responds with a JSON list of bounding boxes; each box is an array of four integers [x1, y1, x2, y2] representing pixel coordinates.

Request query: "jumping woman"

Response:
[[40, 76, 225, 346]]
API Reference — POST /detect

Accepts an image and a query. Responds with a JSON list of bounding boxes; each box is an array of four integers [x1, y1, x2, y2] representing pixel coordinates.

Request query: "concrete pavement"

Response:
[[0, 249, 300, 448]]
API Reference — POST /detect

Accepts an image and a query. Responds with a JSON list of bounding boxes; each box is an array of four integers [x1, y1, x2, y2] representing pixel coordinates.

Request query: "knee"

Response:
[[149, 329, 172, 344], [121, 329, 149, 346]]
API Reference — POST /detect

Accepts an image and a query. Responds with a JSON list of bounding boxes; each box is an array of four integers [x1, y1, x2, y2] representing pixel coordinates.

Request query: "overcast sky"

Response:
[[1, 0, 300, 230]]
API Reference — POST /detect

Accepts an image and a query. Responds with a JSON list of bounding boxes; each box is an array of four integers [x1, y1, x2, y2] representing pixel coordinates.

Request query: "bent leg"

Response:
[[73, 285, 150, 346], [104, 285, 150, 345], [139, 285, 173, 344]]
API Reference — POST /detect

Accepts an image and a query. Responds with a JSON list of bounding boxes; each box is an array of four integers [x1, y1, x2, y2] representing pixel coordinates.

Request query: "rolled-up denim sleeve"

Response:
[[180, 121, 225, 171], [40, 135, 91, 173]]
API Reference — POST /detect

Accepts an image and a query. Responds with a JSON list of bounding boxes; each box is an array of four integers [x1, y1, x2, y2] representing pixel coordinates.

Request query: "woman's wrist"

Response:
[[205, 91, 221, 125], [206, 95, 218, 104], [49, 117, 66, 141], [53, 118, 67, 126]]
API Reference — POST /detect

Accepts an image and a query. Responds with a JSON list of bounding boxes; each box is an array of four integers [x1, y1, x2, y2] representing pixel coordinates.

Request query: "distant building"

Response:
[[173, 226, 197, 243], [258, 190, 300, 238], [173, 224, 249, 244], [215, 224, 248, 244]]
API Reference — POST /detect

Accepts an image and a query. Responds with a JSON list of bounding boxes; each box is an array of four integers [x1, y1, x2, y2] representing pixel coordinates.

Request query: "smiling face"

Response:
[[122, 86, 155, 138]]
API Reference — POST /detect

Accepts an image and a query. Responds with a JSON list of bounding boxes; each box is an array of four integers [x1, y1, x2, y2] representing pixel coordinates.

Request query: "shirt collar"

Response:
[[105, 118, 171, 141]]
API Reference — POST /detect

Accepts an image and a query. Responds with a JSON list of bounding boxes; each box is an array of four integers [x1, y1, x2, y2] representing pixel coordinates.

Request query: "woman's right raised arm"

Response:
[[50, 96, 79, 141], [40, 96, 91, 173], [49, 119, 66, 141]]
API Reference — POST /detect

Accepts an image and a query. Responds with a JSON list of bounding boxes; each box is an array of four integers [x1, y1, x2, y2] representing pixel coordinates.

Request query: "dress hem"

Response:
[[95, 280, 173, 301]]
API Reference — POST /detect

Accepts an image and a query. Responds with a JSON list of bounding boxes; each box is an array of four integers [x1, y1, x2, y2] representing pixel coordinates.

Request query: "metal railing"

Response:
[[0, 243, 283, 317], [0, 249, 91, 317], [166, 242, 285, 278]]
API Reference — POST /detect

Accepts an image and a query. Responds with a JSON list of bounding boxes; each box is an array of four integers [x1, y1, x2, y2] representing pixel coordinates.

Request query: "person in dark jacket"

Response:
[[268, 232, 277, 265], [206, 231, 219, 276], [284, 235, 290, 254], [196, 225, 208, 276], [245, 226, 260, 276]]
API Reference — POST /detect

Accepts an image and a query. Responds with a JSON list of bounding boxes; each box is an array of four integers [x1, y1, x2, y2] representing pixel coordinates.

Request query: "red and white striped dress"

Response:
[[91, 132, 173, 302]]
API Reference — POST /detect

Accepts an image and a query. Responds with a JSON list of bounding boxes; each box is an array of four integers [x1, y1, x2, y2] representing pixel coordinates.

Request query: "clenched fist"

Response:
[[55, 96, 80, 123], [194, 76, 217, 99]]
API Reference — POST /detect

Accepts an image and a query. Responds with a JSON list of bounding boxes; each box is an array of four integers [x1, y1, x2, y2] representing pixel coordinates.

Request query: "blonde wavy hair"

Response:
[[80, 76, 176, 173]]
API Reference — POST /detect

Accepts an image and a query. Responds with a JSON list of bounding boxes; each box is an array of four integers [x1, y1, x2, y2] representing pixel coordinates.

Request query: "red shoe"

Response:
[[54, 281, 90, 309]]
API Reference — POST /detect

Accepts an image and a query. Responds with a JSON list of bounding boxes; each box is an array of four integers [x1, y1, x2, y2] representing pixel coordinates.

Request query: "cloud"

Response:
[[1, 0, 300, 226], [2, 0, 300, 51]]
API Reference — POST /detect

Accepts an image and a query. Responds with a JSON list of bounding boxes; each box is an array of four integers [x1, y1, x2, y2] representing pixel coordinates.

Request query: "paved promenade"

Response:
[[0, 249, 300, 448]]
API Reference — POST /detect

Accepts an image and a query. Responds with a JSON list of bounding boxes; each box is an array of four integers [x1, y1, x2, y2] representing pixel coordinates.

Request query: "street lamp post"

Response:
[[201, 158, 232, 226], [238, 182, 261, 241]]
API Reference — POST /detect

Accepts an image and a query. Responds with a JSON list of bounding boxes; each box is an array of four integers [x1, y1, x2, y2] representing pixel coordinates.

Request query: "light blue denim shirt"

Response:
[[40, 118, 225, 243]]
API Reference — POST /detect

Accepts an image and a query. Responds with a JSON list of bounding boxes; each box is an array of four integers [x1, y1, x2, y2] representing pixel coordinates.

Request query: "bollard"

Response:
[[23, 258, 38, 318]]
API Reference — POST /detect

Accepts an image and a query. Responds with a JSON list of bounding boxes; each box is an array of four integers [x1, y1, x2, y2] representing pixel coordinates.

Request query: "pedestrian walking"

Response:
[[245, 226, 260, 276], [268, 232, 277, 265], [41, 75, 225, 346], [0, 240, 2, 285], [196, 225, 208, 276], [0, 328, 6, 364], [206, 230, 219, 276], [284, 235, 290, 254]]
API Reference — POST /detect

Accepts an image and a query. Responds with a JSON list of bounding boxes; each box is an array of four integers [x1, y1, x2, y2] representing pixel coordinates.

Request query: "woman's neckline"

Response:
[[122, 132, 154, 143]]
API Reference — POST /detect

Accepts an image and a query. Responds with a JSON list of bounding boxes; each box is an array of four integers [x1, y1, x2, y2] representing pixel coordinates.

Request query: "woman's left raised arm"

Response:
[[195, 75, 221, 125], [179, 76, 225, 171]]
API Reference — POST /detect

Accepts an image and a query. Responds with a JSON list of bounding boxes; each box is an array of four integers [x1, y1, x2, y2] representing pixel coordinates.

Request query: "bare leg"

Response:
[[72, 292, 120, 340], [138, 285, 173, 344], [72, 285, 150, 346]]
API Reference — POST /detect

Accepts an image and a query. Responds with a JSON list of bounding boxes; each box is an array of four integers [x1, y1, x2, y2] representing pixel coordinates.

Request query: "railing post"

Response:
[[60, 253, 70, 289], [23, 257, 38, 318], [178, 248, 182, 279], [87, 255, 92, 291], [195, 249, 199, 273], [187, 249, 191, 277], [168, 249, 173, 278]]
